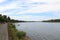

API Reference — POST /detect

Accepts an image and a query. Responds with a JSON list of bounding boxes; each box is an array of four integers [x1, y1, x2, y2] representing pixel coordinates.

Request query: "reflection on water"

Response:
[[14, 22, 60, 40]]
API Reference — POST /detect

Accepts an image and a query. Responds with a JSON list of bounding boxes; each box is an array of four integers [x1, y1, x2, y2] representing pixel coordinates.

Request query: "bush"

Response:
[[8, 23, 26, 40], [17, 31, 26, 39]]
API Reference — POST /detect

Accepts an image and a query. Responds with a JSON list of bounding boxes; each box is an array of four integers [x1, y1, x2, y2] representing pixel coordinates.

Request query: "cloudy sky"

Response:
[[0, 0, 60, 21]]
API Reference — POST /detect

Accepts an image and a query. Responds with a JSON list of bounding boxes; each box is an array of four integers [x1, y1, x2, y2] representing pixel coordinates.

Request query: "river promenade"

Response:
[[0, 23, 8, 40]]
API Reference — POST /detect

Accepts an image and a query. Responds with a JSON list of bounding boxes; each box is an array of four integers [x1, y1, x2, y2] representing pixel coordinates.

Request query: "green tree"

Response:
[[7, 16, 10, 22]]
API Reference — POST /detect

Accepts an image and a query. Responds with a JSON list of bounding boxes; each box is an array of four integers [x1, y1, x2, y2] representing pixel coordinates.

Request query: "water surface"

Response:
[[14, 22, 60, 40]]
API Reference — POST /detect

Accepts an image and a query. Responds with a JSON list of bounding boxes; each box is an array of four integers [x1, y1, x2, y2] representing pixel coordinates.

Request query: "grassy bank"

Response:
[[8, 23, 30, 40]]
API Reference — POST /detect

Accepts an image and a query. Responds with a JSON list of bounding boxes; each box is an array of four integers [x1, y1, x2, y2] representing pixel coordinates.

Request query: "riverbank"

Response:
[[8, 23, 30, 40], [0, 14, 30, 40]]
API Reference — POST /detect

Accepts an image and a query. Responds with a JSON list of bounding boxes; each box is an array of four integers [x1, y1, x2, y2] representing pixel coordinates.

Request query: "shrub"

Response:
[[17, 31, 26, 39], [8, 23, 26, 40]]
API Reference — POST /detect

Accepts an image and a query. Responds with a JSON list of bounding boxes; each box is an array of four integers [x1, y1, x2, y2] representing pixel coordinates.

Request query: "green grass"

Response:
[[8, 23, 26, 40], [17, 31, 26, 39]]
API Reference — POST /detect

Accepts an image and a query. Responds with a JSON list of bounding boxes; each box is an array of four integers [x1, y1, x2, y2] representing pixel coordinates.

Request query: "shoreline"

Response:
[[8, 23, 30, 40]]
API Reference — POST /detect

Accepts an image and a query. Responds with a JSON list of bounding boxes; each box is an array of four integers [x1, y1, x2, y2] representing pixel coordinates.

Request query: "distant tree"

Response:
[[3, 15, 7, 22], [0, 14, 22, 23], [42, 19, 60, 22], [7, 16, 10, 22], [3, 15, 7, 19], [0, 14, 2, 22], [0, 14, 2, 16], [8, 17, 10, 20]]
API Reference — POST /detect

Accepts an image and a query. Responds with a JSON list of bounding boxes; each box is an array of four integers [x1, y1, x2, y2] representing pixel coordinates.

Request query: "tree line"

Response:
[[0, 14, 10, 23], [0, 14, 26, 23], [42, 19, 60, 22]]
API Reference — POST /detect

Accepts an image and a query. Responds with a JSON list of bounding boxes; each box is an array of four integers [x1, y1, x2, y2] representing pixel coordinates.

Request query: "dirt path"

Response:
[[0, 23, 8, 40]]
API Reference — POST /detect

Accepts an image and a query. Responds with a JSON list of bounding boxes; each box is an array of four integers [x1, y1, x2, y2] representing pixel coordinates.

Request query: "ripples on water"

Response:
[[14, 22, 60, 40]]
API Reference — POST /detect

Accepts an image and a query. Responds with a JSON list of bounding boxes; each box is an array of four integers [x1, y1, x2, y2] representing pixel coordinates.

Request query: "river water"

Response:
[[14, 22, 60, 40]]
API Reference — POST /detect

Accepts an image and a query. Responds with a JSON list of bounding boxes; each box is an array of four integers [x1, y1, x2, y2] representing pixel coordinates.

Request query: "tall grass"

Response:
[[8, 23, 26, 40]]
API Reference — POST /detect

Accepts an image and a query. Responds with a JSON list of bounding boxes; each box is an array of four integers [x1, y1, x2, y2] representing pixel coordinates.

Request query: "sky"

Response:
[[0, 0, 60, 21]]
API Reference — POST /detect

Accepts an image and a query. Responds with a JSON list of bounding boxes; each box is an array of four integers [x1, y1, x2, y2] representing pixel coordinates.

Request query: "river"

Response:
[[14, 22, 60, 40]]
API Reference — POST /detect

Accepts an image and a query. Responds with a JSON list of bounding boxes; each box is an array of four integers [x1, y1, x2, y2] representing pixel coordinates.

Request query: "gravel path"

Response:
[[0, 23, 8, 40]]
